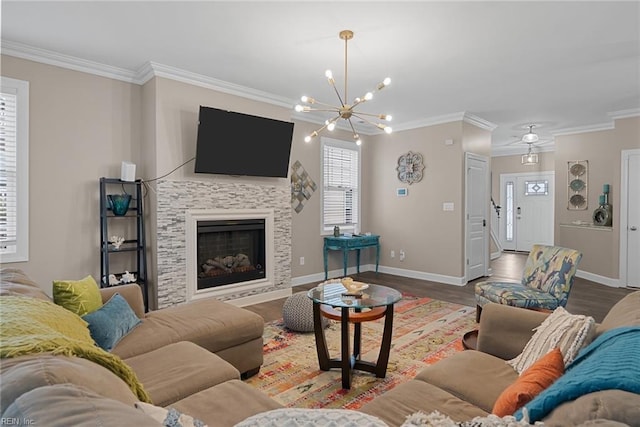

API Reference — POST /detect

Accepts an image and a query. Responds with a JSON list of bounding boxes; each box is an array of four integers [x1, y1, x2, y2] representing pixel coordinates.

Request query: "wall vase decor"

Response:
[[396, 151, 425, 185], [567, 160, 588, 210]]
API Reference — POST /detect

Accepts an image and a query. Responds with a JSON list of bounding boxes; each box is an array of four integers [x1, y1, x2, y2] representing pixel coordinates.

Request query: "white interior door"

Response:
[[500, 172, 555, 252], [621, 150, 640, 287], [466, 153, 489, 281]]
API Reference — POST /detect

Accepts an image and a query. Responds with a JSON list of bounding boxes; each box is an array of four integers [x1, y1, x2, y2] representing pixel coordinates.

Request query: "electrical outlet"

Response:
[[399, 250, 405, 261], [299, 256, 305, 265], [390, 250, 395, 258]]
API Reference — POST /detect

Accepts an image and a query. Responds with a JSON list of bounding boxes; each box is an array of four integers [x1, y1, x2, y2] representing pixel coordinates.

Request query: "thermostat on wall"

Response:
[[397, 188, 408, 197]]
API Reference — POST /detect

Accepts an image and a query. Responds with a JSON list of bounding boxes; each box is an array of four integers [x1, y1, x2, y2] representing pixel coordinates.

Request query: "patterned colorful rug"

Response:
[[245, 295, 476, 409]]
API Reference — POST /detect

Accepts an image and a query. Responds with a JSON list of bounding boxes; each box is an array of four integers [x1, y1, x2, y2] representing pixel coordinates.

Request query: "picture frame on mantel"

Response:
[[567, 160, 588, 210]]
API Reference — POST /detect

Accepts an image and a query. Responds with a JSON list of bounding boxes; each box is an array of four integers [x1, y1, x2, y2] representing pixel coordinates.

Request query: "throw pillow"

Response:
[[52, 275, 103, 316], [507, 306, 594, 373], [492, 348, 565, 416], [135, 402, 207, 427], [82, 293, 141, 351]]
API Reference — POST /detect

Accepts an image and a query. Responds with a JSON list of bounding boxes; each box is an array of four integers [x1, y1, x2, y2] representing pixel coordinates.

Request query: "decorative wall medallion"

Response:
[[567, 160, 588, 210], [291, 160, 317, 214], [396, 151, 424, 184]]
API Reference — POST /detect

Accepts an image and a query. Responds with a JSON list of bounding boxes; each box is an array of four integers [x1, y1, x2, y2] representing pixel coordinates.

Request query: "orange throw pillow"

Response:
[[492, 347, 565, 416]]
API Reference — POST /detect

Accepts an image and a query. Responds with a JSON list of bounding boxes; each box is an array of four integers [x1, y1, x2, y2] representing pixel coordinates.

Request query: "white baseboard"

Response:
[[292, 264, 467, 287], [491, 251, 502, 260], [576, 270, 620, 288], [378, 265, 467, 286], [226, 288, 292, 307]]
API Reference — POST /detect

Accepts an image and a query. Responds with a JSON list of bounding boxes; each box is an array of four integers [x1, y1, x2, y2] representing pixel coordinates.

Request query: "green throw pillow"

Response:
[[52, 275, 103, 316], [82, 293, 141, 352]]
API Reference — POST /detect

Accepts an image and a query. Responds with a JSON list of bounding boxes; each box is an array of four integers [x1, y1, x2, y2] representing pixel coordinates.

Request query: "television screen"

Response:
[[194, 106, 295, 178]]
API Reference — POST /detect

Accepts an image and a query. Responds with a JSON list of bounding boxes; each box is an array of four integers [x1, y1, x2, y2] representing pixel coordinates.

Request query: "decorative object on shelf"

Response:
[[294, 30, 393, 146], [109, 235, 125, 250], [107, 194, 132, 216], [521, 125, 540, 165], [333, 225, 340, 237], [290, 160, 317, 214], [567, 160, 588, 210], [121, 271, 136, 284], [107, 274, 119, 286], [592, 184, 613, 226], [396, 151, 425, 184]]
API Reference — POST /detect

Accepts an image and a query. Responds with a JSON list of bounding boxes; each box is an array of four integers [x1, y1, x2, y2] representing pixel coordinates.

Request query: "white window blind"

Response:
[[0, 77, 29, 262], [322, 138, 359, 232]]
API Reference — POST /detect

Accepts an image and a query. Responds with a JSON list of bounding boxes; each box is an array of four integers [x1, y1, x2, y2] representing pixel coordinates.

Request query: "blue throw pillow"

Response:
[[82, 293, 142, 351]]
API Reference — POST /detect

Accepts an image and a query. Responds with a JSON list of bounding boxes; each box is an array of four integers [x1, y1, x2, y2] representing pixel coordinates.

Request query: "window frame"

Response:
[[320, 137, 361, 235], [0, 76, 29, 263]]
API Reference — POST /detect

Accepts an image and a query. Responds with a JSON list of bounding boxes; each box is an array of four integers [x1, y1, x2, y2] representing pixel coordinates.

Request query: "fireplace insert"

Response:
[[196, 219, 266, 290]]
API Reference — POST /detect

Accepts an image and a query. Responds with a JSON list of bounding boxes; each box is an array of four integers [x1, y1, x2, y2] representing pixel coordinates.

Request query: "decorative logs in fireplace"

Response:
[[200, 253, 257, 277]]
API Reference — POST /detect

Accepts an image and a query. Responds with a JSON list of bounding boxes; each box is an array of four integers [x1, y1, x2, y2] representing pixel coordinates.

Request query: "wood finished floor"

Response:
[[244, 252, 635, 324]]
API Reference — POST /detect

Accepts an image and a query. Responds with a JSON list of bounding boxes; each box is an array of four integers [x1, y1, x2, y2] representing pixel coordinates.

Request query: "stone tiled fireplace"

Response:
[[155, 179, 291, 308]]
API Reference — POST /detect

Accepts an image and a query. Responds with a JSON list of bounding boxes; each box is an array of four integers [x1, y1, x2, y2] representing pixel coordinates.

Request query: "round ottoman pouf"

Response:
[[282, 291, 328, 332]]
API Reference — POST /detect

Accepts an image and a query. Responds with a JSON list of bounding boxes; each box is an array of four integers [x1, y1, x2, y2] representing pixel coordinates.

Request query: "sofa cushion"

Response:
[[112, 297, 264, 360], [0, 268, 51, 301], [492, 348, 564, 416], [596, 290, 640, 336], [359, 378, 488, 425], [52, 275, 103, 316], [507, 306, 595, 373], [124, 341, 240, 407], [415, 350, 519, 413], [0, 354, 139, 412], [82, 293, 141, 351], [2, 384, 159, 426], [543, 390, 640, 426], [172, 379, 283, 427]]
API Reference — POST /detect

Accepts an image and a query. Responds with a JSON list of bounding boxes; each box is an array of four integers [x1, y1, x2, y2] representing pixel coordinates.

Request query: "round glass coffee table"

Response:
[[307, 281, 402, 389]]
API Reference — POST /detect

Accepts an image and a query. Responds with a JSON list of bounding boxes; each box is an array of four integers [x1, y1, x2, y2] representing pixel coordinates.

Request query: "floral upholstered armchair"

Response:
[[475, 245, 583, 321]]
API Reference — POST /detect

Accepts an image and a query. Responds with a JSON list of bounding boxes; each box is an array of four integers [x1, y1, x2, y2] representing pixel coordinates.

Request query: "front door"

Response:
[[500, 172, 555, 252]]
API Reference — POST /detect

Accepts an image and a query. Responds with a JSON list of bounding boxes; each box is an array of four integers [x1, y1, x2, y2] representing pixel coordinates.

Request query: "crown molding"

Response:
[[463, 113, 498, 131], [138, 62, 294, 109], [608, 108, 640, 120], [1, 40, 139, 83], [551, 122, 615, 136]]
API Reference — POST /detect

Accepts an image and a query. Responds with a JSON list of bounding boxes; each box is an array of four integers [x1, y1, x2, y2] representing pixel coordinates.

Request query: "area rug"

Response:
[[245, 295, 476, 409]]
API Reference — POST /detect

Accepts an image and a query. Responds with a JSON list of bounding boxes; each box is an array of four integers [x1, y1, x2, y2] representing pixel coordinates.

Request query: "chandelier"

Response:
[[521, 125, 539, 165], [295, 30, 393, 145]]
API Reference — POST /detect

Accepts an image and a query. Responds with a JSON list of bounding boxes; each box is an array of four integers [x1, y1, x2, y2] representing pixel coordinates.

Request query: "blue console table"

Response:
[[323, 234, 380, 279]]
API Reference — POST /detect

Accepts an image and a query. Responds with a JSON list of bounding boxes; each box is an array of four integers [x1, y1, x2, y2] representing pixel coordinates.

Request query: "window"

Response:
[[505, 181, 514, 242], [321, 137, 360, 233], [0, 77, 29, 262], [524, 180, 549, 196]]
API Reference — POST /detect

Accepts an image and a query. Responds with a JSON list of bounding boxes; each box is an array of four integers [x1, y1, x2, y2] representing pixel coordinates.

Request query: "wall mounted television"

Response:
[[194, 106, 295, 178]]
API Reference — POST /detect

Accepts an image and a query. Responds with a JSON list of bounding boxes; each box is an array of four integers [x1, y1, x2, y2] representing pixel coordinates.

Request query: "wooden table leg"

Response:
[[313, 302, 330, 371], [375, 304, 395, 378], [341, 306, 351, 389]]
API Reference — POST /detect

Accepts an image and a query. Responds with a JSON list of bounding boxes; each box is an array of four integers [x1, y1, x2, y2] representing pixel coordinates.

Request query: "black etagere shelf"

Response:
[[99, 177, 148, 311]]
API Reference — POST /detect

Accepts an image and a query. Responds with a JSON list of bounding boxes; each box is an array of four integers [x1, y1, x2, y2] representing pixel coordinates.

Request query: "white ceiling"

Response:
[[2, 1, 639, 155]]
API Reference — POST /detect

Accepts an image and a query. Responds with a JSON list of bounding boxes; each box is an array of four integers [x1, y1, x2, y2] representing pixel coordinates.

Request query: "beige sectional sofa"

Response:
[[360, 290, 640, 426], [2, 268, 639, 426], [0, 268, 282, 426]]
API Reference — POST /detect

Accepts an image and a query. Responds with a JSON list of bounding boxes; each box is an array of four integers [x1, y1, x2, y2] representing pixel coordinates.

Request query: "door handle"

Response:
[[483, 219, 486, 227], [517, 207, 521, 214], [631, 226, 638, 231]]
